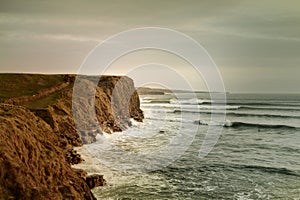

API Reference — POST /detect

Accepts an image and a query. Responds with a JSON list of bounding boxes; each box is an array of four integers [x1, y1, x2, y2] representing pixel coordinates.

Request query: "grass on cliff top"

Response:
[[20, 84, 73, 109], [0, 74, 124, 110], [0, 74, 65, 103]]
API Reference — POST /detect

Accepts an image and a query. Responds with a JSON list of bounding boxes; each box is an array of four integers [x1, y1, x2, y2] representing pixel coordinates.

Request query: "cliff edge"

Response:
[[0, 74, 143, 199]]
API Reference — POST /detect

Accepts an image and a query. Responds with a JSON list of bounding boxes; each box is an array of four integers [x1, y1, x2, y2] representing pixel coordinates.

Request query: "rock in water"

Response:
[[86, 175, 106, 189]]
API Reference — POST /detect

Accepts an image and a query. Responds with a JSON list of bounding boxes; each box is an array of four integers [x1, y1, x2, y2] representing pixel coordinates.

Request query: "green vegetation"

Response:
[[0, 74, 65, 102], [0, 73, 69, 109], [20, 84, 73, 109]]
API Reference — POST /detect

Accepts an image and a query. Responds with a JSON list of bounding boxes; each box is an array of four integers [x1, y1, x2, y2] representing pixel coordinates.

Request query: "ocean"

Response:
[[75, 92, 300, 200]]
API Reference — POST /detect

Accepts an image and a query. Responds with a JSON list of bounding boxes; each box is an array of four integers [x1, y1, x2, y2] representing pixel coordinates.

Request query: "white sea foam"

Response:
[[80, 93, 300, 199]]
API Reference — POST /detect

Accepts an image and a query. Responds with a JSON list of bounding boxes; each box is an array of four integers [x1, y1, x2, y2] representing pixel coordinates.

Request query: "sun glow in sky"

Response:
[[0, 0, 299, 93]]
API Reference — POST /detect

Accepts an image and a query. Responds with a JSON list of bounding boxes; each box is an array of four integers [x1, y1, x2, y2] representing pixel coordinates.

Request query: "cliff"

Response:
[[0, 104, 98, 199], [72, 76, 144, 141], [0, 74, 143, 199]]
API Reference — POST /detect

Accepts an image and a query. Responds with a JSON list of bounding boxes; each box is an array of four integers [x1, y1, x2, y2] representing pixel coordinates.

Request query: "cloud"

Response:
[[0, 30, 100, 43], [0, 13, 116, 27], [205, 28, 300, 42], [39, 34, 100, 43]]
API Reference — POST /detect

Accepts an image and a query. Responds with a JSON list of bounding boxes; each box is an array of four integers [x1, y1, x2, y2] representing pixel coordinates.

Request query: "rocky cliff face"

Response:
[[72, 76, 144, 138], [0, 74, 143, 199], [0, 104, 96, 199], [31, 75, 144, 145]]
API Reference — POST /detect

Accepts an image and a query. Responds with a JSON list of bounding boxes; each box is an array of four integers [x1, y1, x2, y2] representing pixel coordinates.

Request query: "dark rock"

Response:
[[65, 148, 84, 165], [86, 175, 106, 189], [80, 130, 98, 144], [73, 168, 88, 180]]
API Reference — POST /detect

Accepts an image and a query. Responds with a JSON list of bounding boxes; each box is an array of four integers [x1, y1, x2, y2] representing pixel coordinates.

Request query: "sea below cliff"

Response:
[[75, 92, 300, 199]]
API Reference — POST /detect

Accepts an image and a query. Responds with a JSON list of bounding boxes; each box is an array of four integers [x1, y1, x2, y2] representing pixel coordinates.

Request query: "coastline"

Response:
[[0, 74, 143, 199]]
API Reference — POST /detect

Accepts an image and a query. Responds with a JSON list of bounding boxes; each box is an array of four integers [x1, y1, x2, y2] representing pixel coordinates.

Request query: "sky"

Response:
[[0, 0, 299, 93]]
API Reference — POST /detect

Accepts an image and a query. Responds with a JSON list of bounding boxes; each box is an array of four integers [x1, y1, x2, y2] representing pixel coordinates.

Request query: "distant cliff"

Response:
[[0, 74, 143, 199]]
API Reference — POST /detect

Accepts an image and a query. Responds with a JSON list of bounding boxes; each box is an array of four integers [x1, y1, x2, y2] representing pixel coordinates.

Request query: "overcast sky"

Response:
[[0, 0, 299, 93]]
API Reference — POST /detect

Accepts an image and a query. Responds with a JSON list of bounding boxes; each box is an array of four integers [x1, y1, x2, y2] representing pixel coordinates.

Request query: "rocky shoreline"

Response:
[[0, 74, 143, 199]]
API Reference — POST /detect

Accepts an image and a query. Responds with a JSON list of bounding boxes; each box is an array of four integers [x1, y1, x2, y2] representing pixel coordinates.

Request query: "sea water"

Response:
[[75, 93, 300, 199]]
